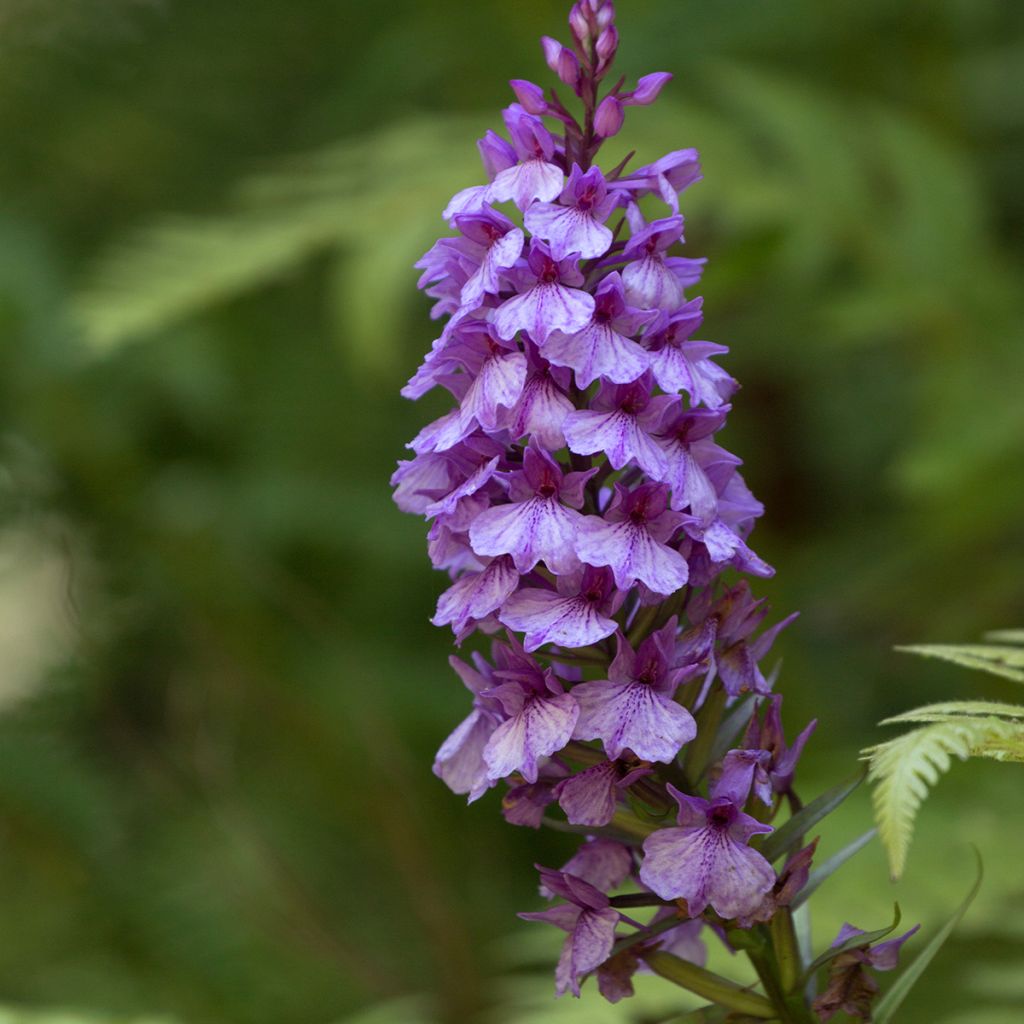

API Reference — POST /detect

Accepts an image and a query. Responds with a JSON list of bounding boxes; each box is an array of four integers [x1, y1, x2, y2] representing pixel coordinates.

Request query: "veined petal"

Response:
[[623, 255, 684, 312], [489, 159, 564, 210], [639, 823, 774, 918], [572, 678, 696, 762], [544, 321, 649, 389], [525, 203, 614, 260], [494, 282, 595, 344], [470, 496, 585, 574], [460, 227, 526, 306], [499, 588, 618, 651], [483, 692, 579, 782], [433, 557, 520, 633], [576, 517, 689, 595], [564, 408, 668, 478], [433, 708, 499, 801], [555, 760, 620, 826], [557, 907, 619, 996], [461, 350, 528, 431], [507, 371, 574, 450]]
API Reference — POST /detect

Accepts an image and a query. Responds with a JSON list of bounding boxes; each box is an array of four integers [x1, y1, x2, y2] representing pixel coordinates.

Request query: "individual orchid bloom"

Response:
[[542, 271, 655, 388], [554, 758, 652, 826], [639, 783, 775, 918], [469, 440, 595, 574], [644, 299, 737, 409], [702, 582, 793, 696], [571, 621, 698, 763], [432, 653, 506, 801], [621, 215, 691, 312], [494, 239, 595, 344], [713, 748, 773, 807], [510, 78, 550, 116], [737, 838, 819, 928], [504, 344, 575, 450], [653, 404, 738, 518], [503, 763, 568, 827], [432, 554, 520, 641], [443, 130, 519, 222], [390, 451, 457, 515], [525, 163, 619, 259], [613, 148, 702, 213], [743, 696, 817, 797], [575, 482, 690, 595], [519, 867, 621, 997], [498, 564, 622, 652], [563, 374, 676, 479], [813, 923, 920, 1022], [452, 208, 526, 307], [488, 104, 565, 211], [482, 663, 579, 783], [541, 838, 633, 898]]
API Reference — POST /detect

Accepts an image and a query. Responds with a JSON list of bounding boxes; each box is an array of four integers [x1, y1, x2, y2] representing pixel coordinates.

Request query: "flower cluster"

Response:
[[392, 0, 915, 1014]]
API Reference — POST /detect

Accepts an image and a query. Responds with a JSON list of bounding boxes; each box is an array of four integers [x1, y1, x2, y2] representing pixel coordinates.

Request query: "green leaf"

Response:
[[790, 828, 876, 910], [803, 904, 901, 978], [758, 768, 865, 864], [896, 641, 1024, 684], [864, 717, 1016, 879], [873, 849, 984, 1024]]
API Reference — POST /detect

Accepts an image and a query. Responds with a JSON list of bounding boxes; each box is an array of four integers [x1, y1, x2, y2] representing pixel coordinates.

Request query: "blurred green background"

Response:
[[0, 0, 1021, 1021]]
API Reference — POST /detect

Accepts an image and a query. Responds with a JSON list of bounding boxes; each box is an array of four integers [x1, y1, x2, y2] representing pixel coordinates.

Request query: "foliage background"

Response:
[[0, 0, 1021, 1021]]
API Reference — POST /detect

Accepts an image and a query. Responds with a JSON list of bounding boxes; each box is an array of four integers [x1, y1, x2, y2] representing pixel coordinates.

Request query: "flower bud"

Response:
[[595, 1, 616, 31], [510, 79, 549, 115], [568, 4, 590, 44], [623, 72, 672, 106], [540, 36, 581, 89], [595, 25, 618, 65], [593, 95, 624, 138]]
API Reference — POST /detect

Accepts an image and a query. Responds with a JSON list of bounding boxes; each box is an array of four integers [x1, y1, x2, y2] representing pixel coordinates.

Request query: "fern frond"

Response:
[[864, 716, 1018, 879], [881, 700, 1024, 725], [896, 640, 1024, 684]]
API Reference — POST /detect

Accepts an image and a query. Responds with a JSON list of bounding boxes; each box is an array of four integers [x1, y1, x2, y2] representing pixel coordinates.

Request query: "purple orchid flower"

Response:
[[432, 653, 506, 801], [554, 758, 652, 826], [483, 658, 579, 784], [542, 271, 655, 388], [571, 621, 698, 763], [621, 214, 690, 312], [576, 482, 690, 596], [525, 163, 619, 259], [443, 130, 519, 222], [541, 838, 633, 898], [504, 343, 575, 450], [452, 208, 526, 308], [519, 867, 621, 997], [639, 783, 775, 918], [494, 238, 595, 345], [498, 563, 622, 652], [468, 440, 595, 575], [653, 404, 738, 517], [563, 373, 676, 479], [488, 104, 565, 211]]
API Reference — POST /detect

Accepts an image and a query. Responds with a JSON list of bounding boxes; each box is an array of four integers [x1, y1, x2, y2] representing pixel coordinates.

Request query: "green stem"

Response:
[[641, 951, 777, 1019]]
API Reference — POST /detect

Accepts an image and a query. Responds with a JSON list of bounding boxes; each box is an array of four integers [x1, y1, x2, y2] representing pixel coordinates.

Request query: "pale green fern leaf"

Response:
[[881, 700, 1024, 725], [895, 641, 1024, 684], [864, 716, 1018, 879]]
